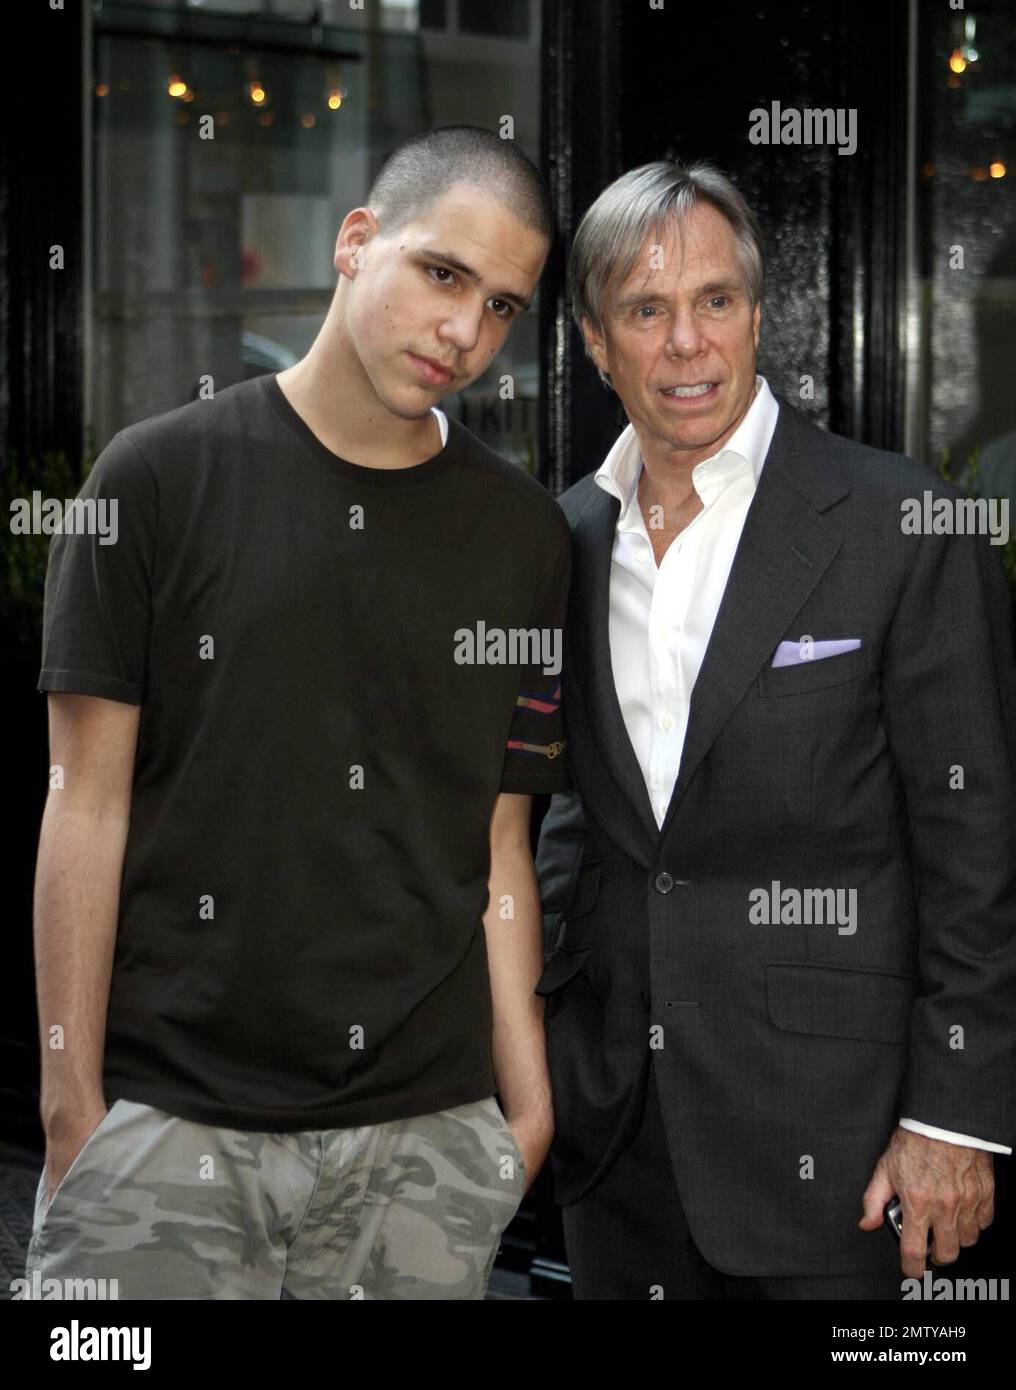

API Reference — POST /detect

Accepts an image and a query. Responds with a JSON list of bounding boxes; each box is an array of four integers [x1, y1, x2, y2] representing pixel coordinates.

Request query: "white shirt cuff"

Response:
[[899, 1117, 1012, 1154]]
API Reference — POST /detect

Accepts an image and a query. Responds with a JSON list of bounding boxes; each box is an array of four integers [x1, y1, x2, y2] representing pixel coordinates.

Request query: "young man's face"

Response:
[[582, 201, 761, 465], [338, 182, 548, 419]]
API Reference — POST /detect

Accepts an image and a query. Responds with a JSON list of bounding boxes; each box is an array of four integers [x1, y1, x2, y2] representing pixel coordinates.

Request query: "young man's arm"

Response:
[[482, 791, 554, 1193], [34, 692, 141, 1202]]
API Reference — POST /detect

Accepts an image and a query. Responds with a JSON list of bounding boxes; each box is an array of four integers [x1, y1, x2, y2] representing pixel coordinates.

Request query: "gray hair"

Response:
[[569, 160, 764, 386]]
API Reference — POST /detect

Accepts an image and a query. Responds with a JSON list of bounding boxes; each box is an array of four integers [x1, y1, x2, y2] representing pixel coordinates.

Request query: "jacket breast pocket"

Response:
[[766, 961, 919, 1044], [757, 643, 871, 697]]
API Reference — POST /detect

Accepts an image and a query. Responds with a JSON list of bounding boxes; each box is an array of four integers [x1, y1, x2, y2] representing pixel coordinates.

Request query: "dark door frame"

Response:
[[538, 0, 912, 495]]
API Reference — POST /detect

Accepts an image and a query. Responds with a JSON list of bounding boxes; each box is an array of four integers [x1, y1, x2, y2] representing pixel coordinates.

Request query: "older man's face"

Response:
[[582, 201, 761, 466]]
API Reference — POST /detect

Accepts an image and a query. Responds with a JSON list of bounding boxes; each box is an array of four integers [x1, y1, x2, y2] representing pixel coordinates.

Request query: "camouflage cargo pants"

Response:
[[24, 1094, 526, 1300]]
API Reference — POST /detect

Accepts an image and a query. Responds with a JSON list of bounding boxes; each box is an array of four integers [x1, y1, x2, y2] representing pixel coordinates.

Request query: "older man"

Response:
[[536, 160, 1015, 1299]]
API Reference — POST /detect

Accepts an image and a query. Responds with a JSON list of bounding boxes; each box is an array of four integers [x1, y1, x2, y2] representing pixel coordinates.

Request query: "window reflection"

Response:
[[911, 0, 1016, 583], [92, 0, 542, 473]]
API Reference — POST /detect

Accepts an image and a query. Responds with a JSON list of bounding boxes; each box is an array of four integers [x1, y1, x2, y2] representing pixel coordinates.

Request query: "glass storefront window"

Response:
[[90, 0, 542, 472], [908, 0, 1016, 582]]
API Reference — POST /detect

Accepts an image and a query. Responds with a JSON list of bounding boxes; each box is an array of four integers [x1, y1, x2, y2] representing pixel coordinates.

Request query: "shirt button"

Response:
[[659, 714, 674, 732], [655, 872, 675, 894]]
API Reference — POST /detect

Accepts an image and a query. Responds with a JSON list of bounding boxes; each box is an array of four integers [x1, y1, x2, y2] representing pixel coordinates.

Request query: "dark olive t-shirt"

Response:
[[38, 372, 570, 1129]]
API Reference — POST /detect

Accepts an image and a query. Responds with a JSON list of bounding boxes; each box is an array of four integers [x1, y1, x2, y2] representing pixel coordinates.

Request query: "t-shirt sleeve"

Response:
[[37, 429, 157, 705], [500, 522, 572, 795]]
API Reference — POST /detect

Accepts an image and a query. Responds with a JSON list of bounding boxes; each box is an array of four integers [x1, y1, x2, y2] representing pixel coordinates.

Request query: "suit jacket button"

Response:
[[640, 991, 651, 1012], [654, 871, 675, 894]]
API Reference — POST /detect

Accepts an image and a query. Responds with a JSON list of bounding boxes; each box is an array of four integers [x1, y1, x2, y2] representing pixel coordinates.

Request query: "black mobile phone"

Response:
[[884, 1197, 934, 1251], [884, 1197, 903, 1239]]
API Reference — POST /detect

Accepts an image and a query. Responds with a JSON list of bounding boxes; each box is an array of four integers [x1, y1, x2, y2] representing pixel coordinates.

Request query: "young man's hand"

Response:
[[42, 1098, 110, 1209], [504, 1105, 554, 1195], [484, 792, 555, 1196]]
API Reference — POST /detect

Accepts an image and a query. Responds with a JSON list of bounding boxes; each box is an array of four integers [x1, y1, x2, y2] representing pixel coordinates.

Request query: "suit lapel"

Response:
[[659, 400, 851, 837]]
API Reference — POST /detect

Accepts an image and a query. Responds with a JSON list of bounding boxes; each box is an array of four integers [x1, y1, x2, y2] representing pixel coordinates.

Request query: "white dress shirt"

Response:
[[593, 374, 1010, 1156]]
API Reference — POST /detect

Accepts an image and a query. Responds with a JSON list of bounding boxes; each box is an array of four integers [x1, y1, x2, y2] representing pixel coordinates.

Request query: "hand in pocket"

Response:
[[499, 1107, 552, 1196], [43, 1103, 111, 1209]]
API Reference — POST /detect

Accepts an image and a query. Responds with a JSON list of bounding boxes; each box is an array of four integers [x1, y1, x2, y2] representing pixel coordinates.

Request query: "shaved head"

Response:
[[367, 125, 552, 241]]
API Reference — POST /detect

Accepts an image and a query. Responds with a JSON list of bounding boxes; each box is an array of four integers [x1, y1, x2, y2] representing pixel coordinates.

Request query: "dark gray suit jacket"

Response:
[[535, 395, 1016, 1277]]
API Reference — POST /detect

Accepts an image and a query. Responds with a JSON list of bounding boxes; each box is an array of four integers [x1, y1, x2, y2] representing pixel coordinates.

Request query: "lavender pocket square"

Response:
[[771, 638, 862, 668]]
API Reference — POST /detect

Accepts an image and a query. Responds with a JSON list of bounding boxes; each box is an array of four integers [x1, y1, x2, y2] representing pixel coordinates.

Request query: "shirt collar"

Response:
[[594, 375, 778, 528]]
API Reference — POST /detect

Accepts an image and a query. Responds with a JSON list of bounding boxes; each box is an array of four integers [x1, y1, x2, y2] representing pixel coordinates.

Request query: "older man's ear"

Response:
[[579, 315, 607, 370], [579, 315, 614, 391]]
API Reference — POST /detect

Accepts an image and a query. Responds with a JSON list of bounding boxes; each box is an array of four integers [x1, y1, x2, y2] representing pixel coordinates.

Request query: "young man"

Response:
[[27, 126, 570, 1300]]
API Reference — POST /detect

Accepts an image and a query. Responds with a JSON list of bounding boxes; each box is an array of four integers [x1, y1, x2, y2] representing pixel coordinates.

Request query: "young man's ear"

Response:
[[335, 207, 379, 280]]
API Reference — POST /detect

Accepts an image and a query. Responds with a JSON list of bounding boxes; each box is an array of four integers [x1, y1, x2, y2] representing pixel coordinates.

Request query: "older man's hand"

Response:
[[859, 1127, 995, 1278]]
